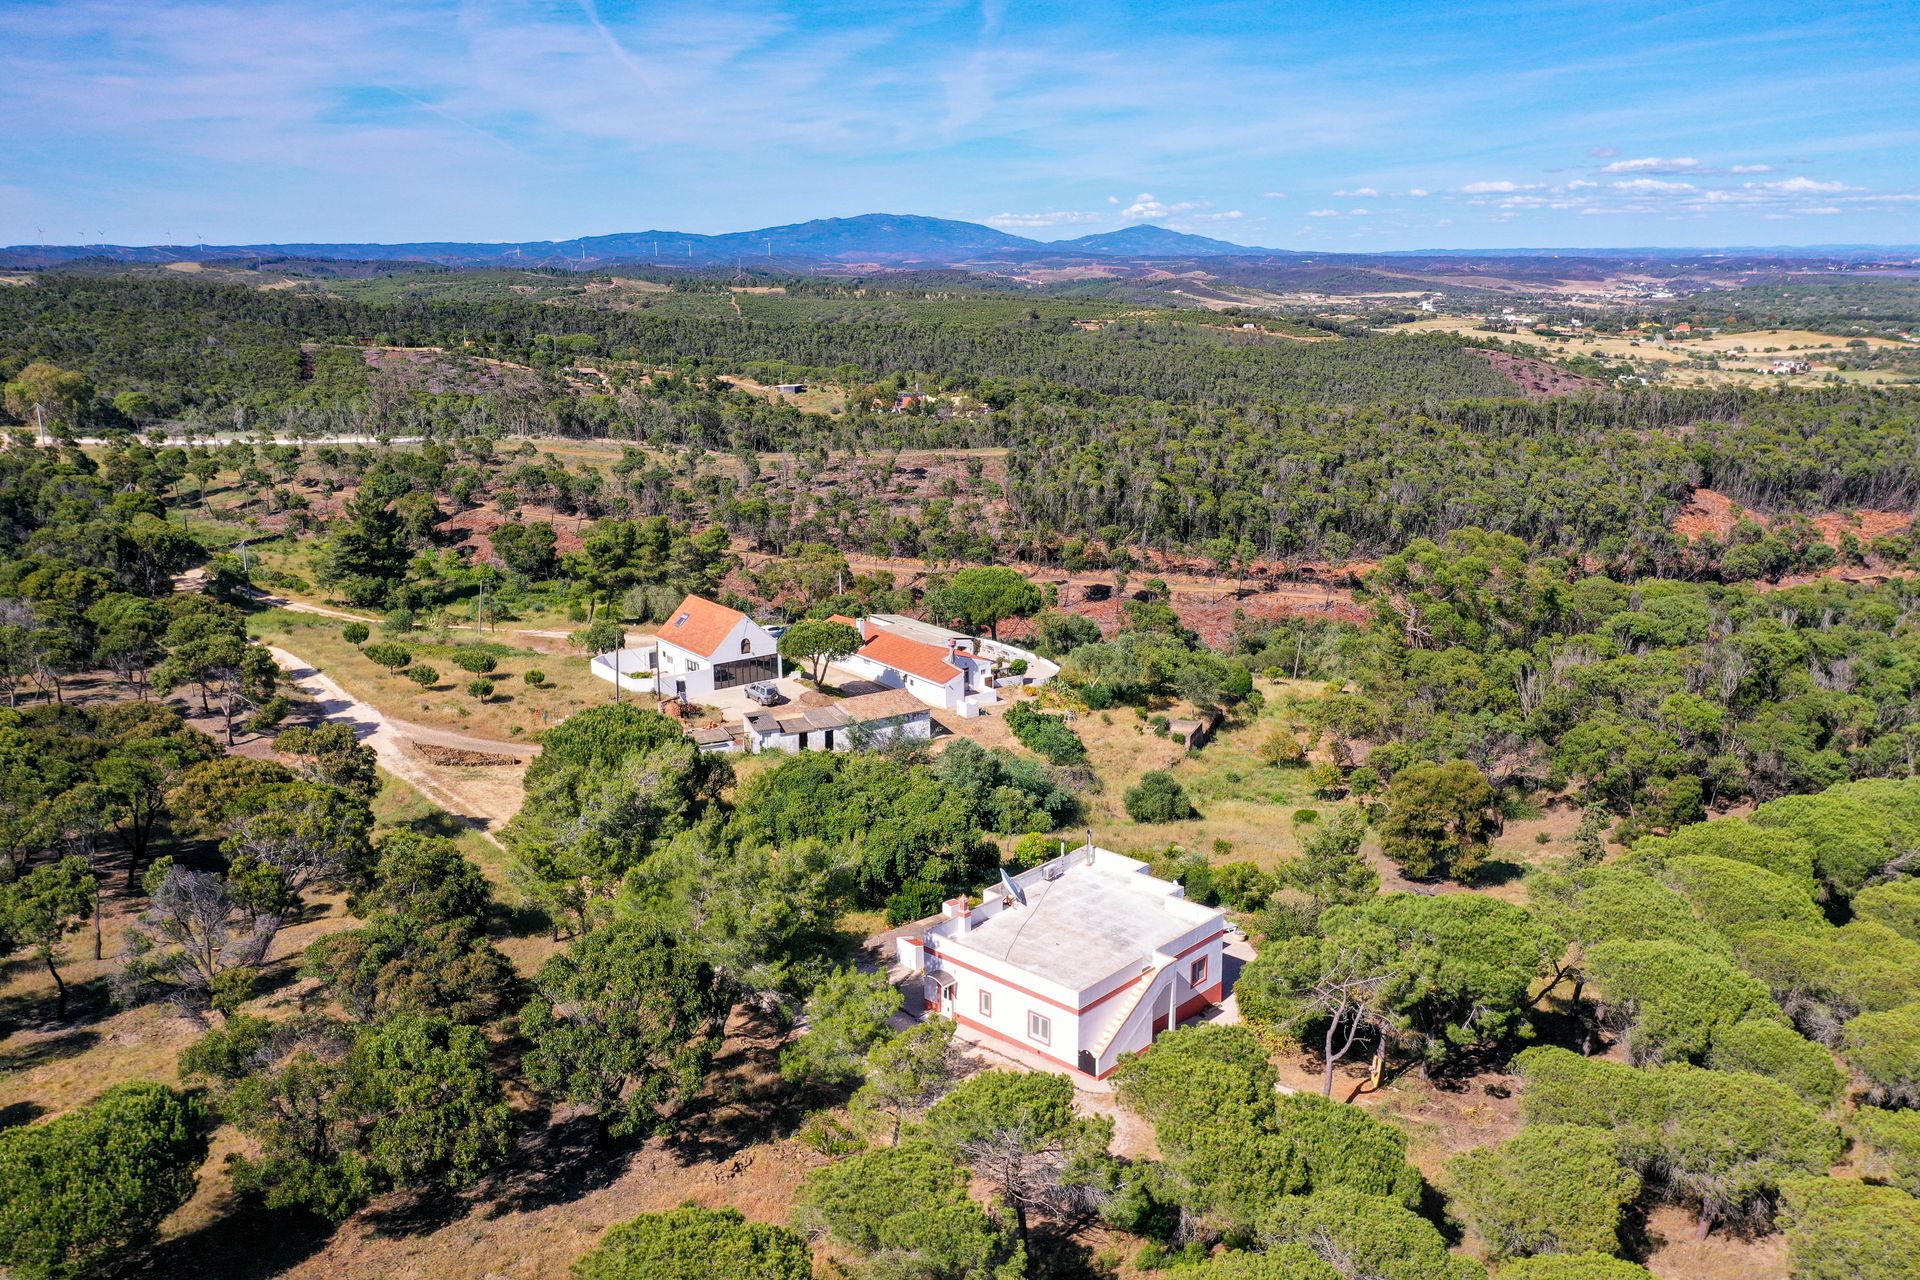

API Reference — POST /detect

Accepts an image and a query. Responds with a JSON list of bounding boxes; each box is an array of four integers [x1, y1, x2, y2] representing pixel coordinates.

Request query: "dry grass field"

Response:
[[1389, 315, 1911, 388], [246, 607, 610, 743]]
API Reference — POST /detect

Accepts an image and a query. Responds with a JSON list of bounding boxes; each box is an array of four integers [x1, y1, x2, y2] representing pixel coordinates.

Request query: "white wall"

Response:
[[838, 653, 966, 709]]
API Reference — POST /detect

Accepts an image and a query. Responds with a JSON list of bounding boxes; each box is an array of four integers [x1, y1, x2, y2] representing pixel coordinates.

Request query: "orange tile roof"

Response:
[[857, 625, 963, 686], [658, 594, 748, 659]]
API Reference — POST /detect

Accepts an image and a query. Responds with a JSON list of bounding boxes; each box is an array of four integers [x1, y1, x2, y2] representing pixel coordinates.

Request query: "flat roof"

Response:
[[868, 613, 975, 647], [946, 853, 1216, 992]]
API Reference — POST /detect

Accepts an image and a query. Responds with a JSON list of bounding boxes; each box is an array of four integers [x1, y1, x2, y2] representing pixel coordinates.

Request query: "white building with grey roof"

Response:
[[898, 845, 1227, 1079]]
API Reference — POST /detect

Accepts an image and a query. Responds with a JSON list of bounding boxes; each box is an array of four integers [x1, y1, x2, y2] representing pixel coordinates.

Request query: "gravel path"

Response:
[[267, 645, 532, 846]]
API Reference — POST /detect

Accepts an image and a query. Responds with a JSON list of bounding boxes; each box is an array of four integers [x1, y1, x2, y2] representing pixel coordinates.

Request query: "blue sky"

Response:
[[2, 0, 1916, 250]]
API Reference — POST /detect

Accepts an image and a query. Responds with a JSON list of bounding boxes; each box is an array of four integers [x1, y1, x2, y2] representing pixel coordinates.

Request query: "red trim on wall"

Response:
[[949, 1011, 1085, 1075], [928, 950, 1081, 1012], [1169, 930, 1224, 962], [928, 926, 1224, 1015]]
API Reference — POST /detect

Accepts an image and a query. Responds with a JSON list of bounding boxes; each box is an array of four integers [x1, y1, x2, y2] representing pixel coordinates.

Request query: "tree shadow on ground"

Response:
[[399, 807, 474, 841], [665, 1006, 809, 1166], [0, 1026, 102, 1073], [0, 1099, 46, 1129], [106, 1204, 333, 1280], [1468, 858, 1528, 888], [0, 972, 115, 1039], [489, 1104, 640, 1217]]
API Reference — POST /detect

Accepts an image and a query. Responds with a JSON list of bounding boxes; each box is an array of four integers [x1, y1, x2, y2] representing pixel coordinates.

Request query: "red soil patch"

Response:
[[1672, 488, 1743, 542], [1478, 349, 1604, 399], [437, 504, 589, 562], [1673, 488, 1912, 550]]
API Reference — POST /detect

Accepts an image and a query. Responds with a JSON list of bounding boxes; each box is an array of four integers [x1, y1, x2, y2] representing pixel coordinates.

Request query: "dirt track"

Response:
[[267, 646, 533, 844]]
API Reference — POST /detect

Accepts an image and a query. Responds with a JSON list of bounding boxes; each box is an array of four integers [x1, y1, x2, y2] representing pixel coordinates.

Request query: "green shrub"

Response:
[[363, 642, 411, 673], [1496, 1257, 1655, 1280], [524, 669, 546, 688], [1856, 1107, 1920, 1197], [245, 695, 290, 732], [342, 621, 370, 645], [0, 1083, 210, 1280], [1778, 1177, 1920, 1280], [381, 607, 414, 635], [884, 878, 948, 926], [1655, 855, 1824, 939], [1446, 1124, 1640, 1259], [1514, 1047, 1671, 1170], [1292, 808, 1318, 825], [570, 1205, 812, 1280], [1004, 702, 1086, 765], [453, 650, 498, 675], [1705, 1018, 1846, 1105], [1842, 1002, 1920, 1107], [406, 665, 438, 688], [1126, 771, 1196, 823], [1854, 878, 1920, 942], [1583, 939, 1782, 1065], [466, 678, 495, 701], [1260, 1188, 1480, 1280]]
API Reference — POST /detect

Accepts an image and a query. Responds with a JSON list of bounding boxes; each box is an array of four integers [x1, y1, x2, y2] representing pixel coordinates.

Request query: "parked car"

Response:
[[744, 681, 783, 706]]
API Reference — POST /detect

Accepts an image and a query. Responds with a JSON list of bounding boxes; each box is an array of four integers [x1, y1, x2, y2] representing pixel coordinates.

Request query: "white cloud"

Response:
[[1460, 180, 1539, 194], [1563, 179, 1598, 190], [1587, 145, 1619, 158], [1348, 207, 1370, 215], [1191, 209, 1244, 221], [1333, 186, 1379, 198], [1601, 156, 1700, 173], [1729, 164, 1773, 174], [1612, 177, 1697, 192], [1754, 176, 1848, 193], [1406, 187, 1428, 197], [1118, 191, 1206, 219], [1305, 208, 1339, 217], [1260, 191, 1287, 199], [984, 209, 1103, 228]]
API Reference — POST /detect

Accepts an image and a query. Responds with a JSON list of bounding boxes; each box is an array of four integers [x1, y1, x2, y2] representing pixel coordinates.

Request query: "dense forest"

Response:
[[1, 264, 1919, 1279], [4, 274, 1918, 578]]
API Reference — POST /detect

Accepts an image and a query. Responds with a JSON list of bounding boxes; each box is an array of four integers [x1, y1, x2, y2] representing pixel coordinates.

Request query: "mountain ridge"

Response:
[[2, 213, 1916, 271]]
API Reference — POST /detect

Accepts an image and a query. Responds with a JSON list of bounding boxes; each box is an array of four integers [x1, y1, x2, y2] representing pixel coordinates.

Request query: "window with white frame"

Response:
[[1027, 1011, 1051, 1044], [1189, 955, 1209, 986], [979, 989, 993, 1016]]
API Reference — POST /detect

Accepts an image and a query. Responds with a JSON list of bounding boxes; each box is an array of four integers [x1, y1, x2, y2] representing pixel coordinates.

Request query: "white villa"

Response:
[[898, 846, 1228, 1079], [828, 614, 1002, 715], [588, 594, 784, 700]]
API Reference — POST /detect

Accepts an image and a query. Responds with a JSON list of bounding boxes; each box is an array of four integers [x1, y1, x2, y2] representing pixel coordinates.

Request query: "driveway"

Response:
[[267, 646, 533, 846]]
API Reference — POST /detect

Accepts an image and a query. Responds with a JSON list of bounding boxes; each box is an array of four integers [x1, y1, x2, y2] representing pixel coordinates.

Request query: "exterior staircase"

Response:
[[1086, 961, 1169, 1071]]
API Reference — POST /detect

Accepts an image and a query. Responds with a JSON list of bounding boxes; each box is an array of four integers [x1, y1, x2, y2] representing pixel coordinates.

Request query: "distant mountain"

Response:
[[704, 213, 1046, 262], [0, 213, 1065, 270], [1052, 224, 1273, 257], [2, 214, 1911, 272]]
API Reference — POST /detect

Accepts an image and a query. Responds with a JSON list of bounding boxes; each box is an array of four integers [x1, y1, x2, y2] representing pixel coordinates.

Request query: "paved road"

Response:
[[266, 645, 532, 847]]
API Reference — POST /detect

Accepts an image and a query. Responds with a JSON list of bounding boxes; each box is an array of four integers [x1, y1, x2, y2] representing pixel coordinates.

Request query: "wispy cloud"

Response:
[[1601, 155, 1699, 173], [0, 0, 1913, 247]]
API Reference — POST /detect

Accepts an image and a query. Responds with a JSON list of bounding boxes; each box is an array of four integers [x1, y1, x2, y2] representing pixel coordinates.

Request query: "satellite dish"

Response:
[[999, 867, 1026, 907]]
